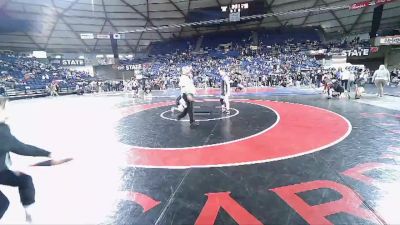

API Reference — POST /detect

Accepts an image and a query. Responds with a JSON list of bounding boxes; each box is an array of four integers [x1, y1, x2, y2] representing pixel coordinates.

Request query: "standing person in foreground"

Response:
[[373, 65, 390, 97], [219, 69, 231, 115], [0, 97, 53, 223], [177, 66, 199, 127], [340, 67, 350, 92], [131, 78, 139, 98]]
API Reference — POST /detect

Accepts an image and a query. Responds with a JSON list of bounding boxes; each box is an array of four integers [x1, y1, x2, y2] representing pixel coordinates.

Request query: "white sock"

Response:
[[24, 204, 34, 223]]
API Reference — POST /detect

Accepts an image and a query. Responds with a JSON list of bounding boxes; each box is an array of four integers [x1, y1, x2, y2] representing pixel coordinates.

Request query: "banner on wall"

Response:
[[61, 59, 85, 66], [350, 0, 394, 10], [96, 34, 110, 39], [342, 49, 370, 57], [379, 35, 400, 45], [49, 59, 61, 65], [80, 33, 125, 40], [370, 47, 379, 53], [80, 33, 94, 39], [309, 49, 327, 55], [116, 64, 142, 71], [50, 59, 85, 66], [328, 48, 370, 57], [350, 0, 373, 10]]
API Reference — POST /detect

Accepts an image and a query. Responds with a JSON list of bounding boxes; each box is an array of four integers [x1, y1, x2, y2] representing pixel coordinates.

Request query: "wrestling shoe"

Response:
[[190, 121, 199, 127]]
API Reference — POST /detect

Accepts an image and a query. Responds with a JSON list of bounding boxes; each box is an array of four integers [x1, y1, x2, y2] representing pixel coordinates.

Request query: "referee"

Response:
[[219, 69, 231, 114], [177, 66, 199, 127]]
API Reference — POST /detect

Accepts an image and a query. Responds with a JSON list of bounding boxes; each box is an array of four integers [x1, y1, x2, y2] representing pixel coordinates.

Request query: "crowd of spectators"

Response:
[[126, 37, 377, 91], [0, 54, 93, 95], [0, 54, 137, 97], [1, 31, 399, 98]]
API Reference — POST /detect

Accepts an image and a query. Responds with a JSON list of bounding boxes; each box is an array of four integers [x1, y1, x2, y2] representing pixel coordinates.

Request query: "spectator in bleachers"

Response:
[[390, 68, 398, 83], [0, 85, 5, 97]]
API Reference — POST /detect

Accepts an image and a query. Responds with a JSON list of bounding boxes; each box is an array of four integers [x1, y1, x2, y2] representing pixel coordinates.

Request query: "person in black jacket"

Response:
[[0, 97, 52, 222], [0, 85, 5, 97], [219, 69, 231, 114]]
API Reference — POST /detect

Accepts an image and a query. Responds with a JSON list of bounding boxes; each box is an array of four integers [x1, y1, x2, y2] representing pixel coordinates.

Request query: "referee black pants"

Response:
[[177, 93, 194, 123]]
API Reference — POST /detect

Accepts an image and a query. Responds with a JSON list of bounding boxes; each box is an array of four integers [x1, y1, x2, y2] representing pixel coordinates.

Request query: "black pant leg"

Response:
[[342, 80, 348, 90], [177, 94, 189, 120], [0, 191, 9, 219], [187, 99, 194, 123], [177, 93, 195, 123], [177, 107, 188, 120], [0, 170, 35, 206]]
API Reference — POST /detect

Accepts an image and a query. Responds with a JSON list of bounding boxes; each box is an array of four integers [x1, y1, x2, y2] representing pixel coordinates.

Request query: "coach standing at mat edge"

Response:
[[373, 65, 390, 98], [0, 96, 53, 223], [177, 66, 199, 127]]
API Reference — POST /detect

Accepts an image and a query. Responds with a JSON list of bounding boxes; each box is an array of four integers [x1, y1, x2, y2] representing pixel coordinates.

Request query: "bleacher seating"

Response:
[[0, 54, 91, 95], [1, 27, 374, 97], [258, 27, 320, 45], [202, 30, 253, 50], [149, 37, 197, 55]]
